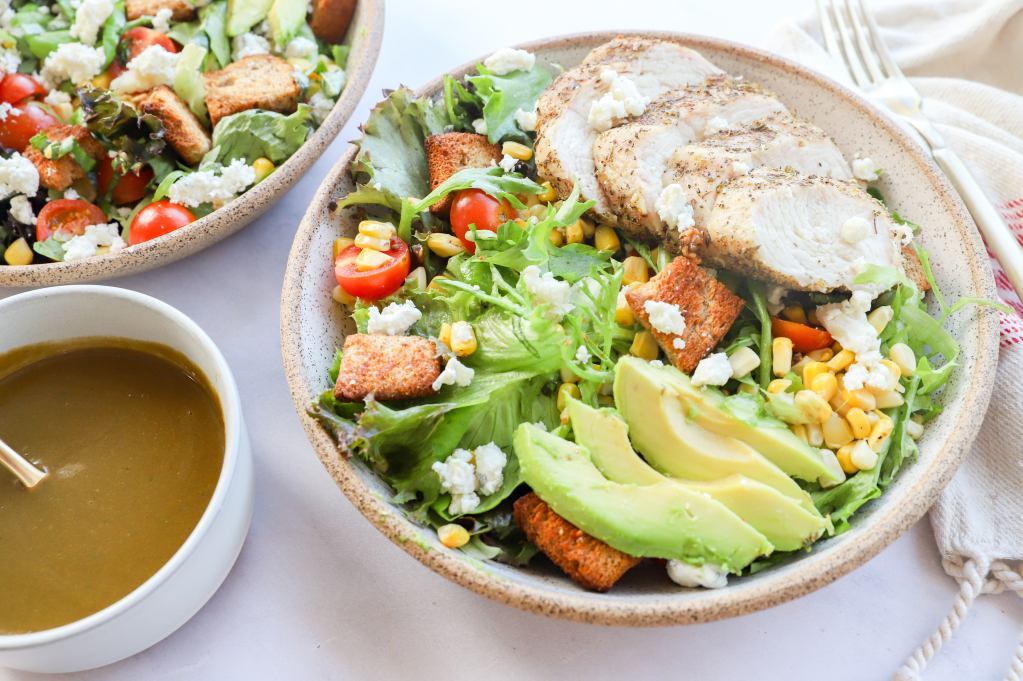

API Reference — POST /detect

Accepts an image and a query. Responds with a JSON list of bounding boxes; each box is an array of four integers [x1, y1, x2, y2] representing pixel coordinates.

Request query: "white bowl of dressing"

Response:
[[0, 285, 254, 673]]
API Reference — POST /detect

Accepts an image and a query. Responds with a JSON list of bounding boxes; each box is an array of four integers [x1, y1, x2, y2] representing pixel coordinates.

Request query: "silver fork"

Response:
[[818, 0, 1023, 296]]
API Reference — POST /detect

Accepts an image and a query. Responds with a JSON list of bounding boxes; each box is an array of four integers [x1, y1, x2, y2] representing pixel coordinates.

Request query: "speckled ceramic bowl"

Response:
[[281, 32, 1000, 625], [0, 0, 384, 288]]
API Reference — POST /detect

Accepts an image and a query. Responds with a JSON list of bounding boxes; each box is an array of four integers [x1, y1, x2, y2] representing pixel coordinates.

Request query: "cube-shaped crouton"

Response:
[[309, 0, 355, 44], [625, 256, 745, 373], [126, 0, 195, 21], [139, 86, 211, 166], [902, 246, 931, 292], [334, 334, 440, 401], [513, 492, 641, 592], [424, 133, 502, 217], [22, 125, 105, 191], [203, 54, 300, 127]]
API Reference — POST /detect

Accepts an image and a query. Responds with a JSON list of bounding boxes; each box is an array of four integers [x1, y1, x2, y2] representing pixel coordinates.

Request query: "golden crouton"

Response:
[[902, 246, 932, 292], [23, 125, 105, 191], [424, 133, 502, 217], [334, 334, 440, 401], [309, 0, 355, 44], [513, 492, 641, 592], [203, 54, 301, 127], [126, 0, 194, 21], [625, 256, 745, 373], [139, 86, 211, 166]]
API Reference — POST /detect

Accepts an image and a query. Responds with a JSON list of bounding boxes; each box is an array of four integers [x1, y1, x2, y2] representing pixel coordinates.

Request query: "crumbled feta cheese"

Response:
[[649, 360, 664, 368], [150, 6, 173, 34], [69, 0, 113, 45], [655, 183, 695, 232], [63, 188, 79, 200], [231, 32, 270, 62], [61, 223, 126, 261], [167, 158, 256, 207], [0, 46, 20, 76], [644, 300, 687, 336], [0, 101, 19, 121], [521, 265, 573, 320], [514, 108, 536, 132], [532, 421, 548, 431], [9, 195, 34, 224], [432, 356, 474, 391], [703, 116, 729, 136], [366, 300, 421, 335], [842, 216, 871, 244], [766, 285, 786, 315], [0, 152, 39, 199], [673, 338, 686, 350], [498, 154, 517, 172], [284, 36, 318, 59], [852, 157, 878, 181], [39, 42, 105, 89], [308, 91, 334, 125], [432, 449, 479, 515], [473, 442, 506, 496], [575, 345, 591, 364], [39, 5, 49, 12], [691, 352, 732, 387], [42, 89, 71, 121], [482, 47, 534, 75], [732, 161, 750, 176], [816, 290, 887, 390], [666, 560, 729, 589], [587, 69, 649, 132], [893, 220, 914, 246], [471, 118, 487, 135], [110, 44, 179, 94], [452, 321, 474, 346]]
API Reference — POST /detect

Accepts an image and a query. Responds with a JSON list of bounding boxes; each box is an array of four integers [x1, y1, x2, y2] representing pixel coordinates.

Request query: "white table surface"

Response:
[[3, 1, 1021, 678]]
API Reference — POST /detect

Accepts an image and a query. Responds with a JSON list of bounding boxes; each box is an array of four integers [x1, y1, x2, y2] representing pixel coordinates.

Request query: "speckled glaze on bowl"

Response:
[[0, 0, 384, 288], [281, 32, 1000, 626]]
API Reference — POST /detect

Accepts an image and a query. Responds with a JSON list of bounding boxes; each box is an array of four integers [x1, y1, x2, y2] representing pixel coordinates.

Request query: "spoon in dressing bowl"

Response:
[[0, 436, 47, 488]]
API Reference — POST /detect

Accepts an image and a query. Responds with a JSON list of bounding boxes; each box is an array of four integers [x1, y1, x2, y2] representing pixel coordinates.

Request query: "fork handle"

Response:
[[932, 146, 1023, 297]]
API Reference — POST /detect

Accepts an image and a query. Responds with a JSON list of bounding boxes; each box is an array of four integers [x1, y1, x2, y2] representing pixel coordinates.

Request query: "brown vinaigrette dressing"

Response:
[[0, 337, 225, 635]]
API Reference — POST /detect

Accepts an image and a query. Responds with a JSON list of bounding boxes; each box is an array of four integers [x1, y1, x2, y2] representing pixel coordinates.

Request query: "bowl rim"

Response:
[[281, 30, 1000, 625], [0, 285, 245, 647], [0, 0, 385, 288]]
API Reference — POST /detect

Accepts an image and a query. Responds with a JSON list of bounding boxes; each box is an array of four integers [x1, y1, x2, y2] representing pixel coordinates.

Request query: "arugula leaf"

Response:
[[745, 281, 773, 390], [99, 0, 126, 68], [467, 63, 551, 144], [443, 73, 483, 131], [201, 105, 313, 165]]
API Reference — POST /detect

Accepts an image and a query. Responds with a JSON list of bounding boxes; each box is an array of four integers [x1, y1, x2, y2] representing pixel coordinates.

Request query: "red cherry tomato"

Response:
[[0, 102, 57, 152], [334, 238, 411, 300], [36, 199, 107, 242], [109, 27, 178, 78], [0, 74, 46, 105], [448, 188, 516, 254], [97, 157, 154, 204], [130, 201, 196, 244], [771, 317, 834, 355]]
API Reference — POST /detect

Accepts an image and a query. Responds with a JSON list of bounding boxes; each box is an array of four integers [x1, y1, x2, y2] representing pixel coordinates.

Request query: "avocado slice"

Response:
[[566, 399, 829, 551], [513, 423, 773, 569], [616, 356, 838, 483], [267, 0, 305, 48], [226, 0, 275, 37]]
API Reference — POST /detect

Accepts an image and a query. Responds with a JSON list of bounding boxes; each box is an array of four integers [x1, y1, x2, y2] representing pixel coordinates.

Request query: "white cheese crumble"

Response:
[[842, 216, 871, 244], [63, 188, 79, 200], [732, 161, 750, 176], [655, 183, 695, 232], [366, 300, 421, 335], [703, 116, 729, 136], [0, 101, 19, 121], [644, 300, 687, 337], [452, 321, 474, 346], [587, 69, 649, 132], [111, 44, 179, 94], [574, 345, 591, 365], [816, 291, 888, 390], [61, 223, 126, 261], [893, 220, 914, 246], [691, 352, 732, 388], [231, 32, 270, 62], [0, 152, 39, 199], [308, 91, 334, 125], [514, 108, 536, 132], [649, 359, 664, 368], [473, 442, 506, 496], [69, 0, 113, 45], [284, 36, 318, 59], [432, 356, 474, 392], [766, 285, 786, 315], [852, 157, 878, 181], [666, 560, 729, 589], [167, 158, 256, 207], [432, 449, 478, 515], [482, 47, 534, 75], [521, 265, 573, 320], [498, 154, 517, 172], [9, 195, 34, 224], [39, 42, 105, 89], [673, 338, 686, 350], [471, 118, 487, 135], [0, 46, 20, 76], [149, 6, 173, 33]]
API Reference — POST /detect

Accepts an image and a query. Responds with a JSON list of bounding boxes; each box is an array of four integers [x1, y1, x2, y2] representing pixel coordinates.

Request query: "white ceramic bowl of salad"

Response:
[[0, 0, 382, 287], [281, 32, 1000, 625]]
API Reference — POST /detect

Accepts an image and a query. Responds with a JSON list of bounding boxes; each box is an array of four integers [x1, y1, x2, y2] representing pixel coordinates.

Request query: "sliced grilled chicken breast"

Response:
[[593, 76, 787, 237], [534, 37, 722, 218]]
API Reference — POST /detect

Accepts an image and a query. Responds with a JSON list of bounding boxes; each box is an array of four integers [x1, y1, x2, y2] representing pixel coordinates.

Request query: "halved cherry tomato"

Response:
[[448, 188, 515, 254], [771, 317, 834, 354], [97, 157, 154, 204], [108, 27, 178, 78], [334, 238, 410, 300], [36, 199, 107, 242], [0, 74, 46, 105], [0, 102, 57, 152], [130, 201, 196, 244]]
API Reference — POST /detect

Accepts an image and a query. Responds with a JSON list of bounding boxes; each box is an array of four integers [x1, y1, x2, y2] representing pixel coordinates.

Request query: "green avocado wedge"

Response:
[[566, 399, 829, 551], [614, 357, 819, 514], [513, 423, 773, 570]]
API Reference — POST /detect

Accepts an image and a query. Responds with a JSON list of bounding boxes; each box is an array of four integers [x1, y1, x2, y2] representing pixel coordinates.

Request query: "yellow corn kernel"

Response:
[[728, 347, 761, 379], [594, 225, 620, 252], [807, 309, 820, 327], [836, 443, 858, 474], [878, 359, 902, 390], [437, 523, 470, 549], [848, 387, 877, 412], [781, 306, 807, 324], [807, 348, 834, 362], [331, 284, 356, 306], [811, 372, 838, 402], [823, 413, 854, 449], [537, 181, 558, 202], [519, 192, 541, 208], [597, 394, 616, 408], [502, 141, 533, 160], [549, 228, 564, 247], [866, 410, 881, 427], [406, 266, 427, 290], [806, 421, 824, 448], [557, 382, 582, 411], [795, 390, 832, 423], [252, 157, 274, 182], [615, 291, 635, 326], [91, 70, 113, 89], [354, 248, 392, 271], [818, 448, 846, 488], [439, 322, 452, 348], [3, 237, 32, 266], [890, 343, 916, 376], [565, 220, 585, 244], [358, 220, 396, 240], [287, 57, 312, 71], [772, 337, 793, 377], [790, 355, 811, 379], [874, 390, 904, 409], [826, 349, 856, 372], [831, 340, 844, 353], [737, 382, 758, 396], [790, 424, 808, 443], [846, 408, 871, 439], [354, 233, 390, 252], [767, 379, 791, 394], [332, 237, 355, 260], [427, 275, 449, 293], [449, 321, 477, 356], [906, 418, 924, 440], [559, 366, 580, 384], [802, 361, 829, 388], [580, 217, 596, 238], [630, 330, 659, 361], [622, 256, 649, 285], [426, 233, 466, 258], [867, 305, 894, 334], [851, 439, 879, 469]]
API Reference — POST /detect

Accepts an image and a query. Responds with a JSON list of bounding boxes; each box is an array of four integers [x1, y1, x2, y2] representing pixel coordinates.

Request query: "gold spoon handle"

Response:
[[0, 436, 47, 488]]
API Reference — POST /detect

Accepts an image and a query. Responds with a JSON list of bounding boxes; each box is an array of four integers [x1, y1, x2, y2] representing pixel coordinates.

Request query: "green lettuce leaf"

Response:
[[32, 233, 68, 261], [443, 73, 483, 131], [467, 63, 551, 144], [202, 105, 313, 165], [25, 30, 71, 60], [99, 0, 126, 68]]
